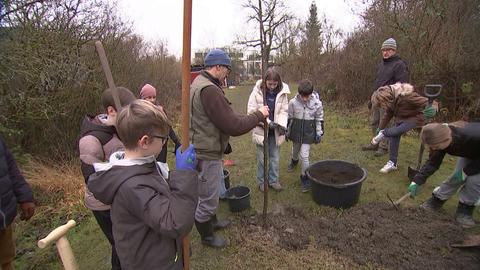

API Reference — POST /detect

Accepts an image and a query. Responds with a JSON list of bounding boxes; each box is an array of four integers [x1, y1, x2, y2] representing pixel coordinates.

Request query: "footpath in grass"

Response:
[[14, 83, 478, 269]]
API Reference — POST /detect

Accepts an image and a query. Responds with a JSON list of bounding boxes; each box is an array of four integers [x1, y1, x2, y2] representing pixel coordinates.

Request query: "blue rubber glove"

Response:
[[314, 134, 321, 144], [423, 105, 437, 120], [176, 144, 196, 171], [408, 182, 419, 198], [452, 170, 466, 183]]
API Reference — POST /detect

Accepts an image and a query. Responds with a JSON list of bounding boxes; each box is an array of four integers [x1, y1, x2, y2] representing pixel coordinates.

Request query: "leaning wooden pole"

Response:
[[181, 0, 193, 269], [95, 41, 121, 112]]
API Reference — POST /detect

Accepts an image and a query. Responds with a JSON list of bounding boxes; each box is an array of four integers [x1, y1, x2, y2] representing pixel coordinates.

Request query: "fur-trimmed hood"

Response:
[[372, 83, 415, 108]]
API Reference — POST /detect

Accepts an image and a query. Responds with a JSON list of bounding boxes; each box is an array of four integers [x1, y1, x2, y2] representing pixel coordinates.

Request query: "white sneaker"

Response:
[[380, 160, 397, 174], [371, 131, 385, 145]]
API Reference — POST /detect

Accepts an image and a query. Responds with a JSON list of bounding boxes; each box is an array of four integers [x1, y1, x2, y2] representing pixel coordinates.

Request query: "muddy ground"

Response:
[[230, 203, 480, 270]]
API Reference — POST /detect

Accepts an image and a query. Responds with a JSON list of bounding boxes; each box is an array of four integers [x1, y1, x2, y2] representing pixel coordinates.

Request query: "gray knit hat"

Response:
[[381, 38, 397, 50]]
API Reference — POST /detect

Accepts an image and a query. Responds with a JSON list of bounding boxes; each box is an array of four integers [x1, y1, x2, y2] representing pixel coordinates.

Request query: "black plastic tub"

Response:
[[225, 186, 250, 212], [223, 169, 230, 190], [306, 160, 367, 209]]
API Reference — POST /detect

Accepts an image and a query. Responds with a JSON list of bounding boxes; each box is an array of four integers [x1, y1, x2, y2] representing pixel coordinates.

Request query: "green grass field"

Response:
[[15, 83, 472, 270]]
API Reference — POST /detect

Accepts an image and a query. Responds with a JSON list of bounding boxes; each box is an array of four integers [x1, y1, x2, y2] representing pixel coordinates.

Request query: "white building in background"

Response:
[[193, 48, 273, 83]]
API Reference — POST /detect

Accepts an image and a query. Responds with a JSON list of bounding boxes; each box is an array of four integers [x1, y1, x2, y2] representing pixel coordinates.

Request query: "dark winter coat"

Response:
[[0, 137, 34, 230], [88, 157, 198, 270], [156, 128, 181, 163], [374, 55, 409, 90], [413, 122, 480, 185]]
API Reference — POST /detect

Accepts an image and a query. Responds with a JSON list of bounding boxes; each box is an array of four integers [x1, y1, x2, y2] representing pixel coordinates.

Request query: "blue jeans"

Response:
[[382, 121, 417, 164], [256, 135, 280, 185]]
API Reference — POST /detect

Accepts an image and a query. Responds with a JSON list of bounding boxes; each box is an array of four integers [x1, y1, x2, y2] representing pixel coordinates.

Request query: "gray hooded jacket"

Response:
[[287, 92, 324, 144]]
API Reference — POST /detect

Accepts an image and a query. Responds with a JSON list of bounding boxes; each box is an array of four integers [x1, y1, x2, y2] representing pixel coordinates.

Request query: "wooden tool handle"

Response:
[[95, 41, 121, 112], [395, 192, 411, 205], [38, 220, 76, 249]]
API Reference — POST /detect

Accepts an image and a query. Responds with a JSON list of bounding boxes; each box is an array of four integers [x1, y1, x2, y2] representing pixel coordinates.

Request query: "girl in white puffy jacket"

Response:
[[247, 68, 290, 192]]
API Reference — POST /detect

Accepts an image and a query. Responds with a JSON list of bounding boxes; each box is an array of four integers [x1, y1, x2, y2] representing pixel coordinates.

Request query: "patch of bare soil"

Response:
[[233, 203, 480, 270], [309, 167, 363, 184]]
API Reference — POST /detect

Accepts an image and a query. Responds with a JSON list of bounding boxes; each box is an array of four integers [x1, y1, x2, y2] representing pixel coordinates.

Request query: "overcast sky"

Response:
[[116, 0, 368, 57]]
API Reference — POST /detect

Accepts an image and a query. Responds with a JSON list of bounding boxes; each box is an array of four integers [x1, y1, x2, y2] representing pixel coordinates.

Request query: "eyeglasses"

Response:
[[151, 134, 168, 144], [219, 65, 231, 74]]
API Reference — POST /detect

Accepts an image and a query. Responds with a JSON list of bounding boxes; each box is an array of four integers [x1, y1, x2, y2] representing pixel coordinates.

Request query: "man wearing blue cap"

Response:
[[190, 49, 269, 248], [362, 37, 409, 156]]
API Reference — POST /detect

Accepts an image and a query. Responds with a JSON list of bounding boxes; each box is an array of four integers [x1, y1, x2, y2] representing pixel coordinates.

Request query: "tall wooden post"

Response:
[[181, 0, 193, 269]]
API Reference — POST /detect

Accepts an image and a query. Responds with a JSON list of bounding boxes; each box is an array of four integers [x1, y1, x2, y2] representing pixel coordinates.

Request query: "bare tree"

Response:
[[237, 0, 295, 73]]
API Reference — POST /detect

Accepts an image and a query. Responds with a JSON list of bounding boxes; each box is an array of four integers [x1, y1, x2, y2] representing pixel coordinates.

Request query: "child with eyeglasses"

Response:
[[88, 99, 198, 269]]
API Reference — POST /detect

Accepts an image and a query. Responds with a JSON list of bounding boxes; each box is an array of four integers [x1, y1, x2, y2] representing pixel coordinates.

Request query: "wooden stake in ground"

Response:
[[181, 0, 192, 269], [258, 0, 269, 226], [38, 220, 78, 270]]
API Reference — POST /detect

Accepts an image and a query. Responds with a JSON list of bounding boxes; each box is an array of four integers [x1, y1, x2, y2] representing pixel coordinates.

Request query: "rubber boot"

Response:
[[211, 215, 231, 231], [455, 202, 476, 229], [420, 195, 446, 211], [287, 159, 299, 172], [300, 174, 311, 193], [195, 219, 229, 248]]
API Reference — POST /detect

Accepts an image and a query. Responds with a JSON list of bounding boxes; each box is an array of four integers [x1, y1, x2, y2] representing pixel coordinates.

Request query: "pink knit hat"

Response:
[[140, 84, 156, 99]]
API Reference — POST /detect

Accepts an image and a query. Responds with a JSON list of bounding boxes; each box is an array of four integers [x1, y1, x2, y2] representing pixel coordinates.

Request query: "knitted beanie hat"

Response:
[[204, 49, 231, 68], [140, 84, 156, 99], [420, 123, 452, 149], [381, 38, 397, 50]]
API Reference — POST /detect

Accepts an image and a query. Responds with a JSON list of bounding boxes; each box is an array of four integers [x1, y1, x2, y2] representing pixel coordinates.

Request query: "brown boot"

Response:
[[361, 143, 378, 151]]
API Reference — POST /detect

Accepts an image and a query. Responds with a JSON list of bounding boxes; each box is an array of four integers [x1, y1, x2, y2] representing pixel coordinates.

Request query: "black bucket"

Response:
[[225, 186, 250, 212], [306, 160, 367, 209], [223, 169, 230, 190]]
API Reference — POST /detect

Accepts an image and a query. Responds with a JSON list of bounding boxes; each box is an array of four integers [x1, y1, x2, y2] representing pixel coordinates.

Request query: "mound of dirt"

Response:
[[234, 203, 479, 270]]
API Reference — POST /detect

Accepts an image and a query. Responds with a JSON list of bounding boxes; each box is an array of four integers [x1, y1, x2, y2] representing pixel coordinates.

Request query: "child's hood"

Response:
[[87, 153, 159, 205], [80, 114, 115, 137], [294, 91, 321, 109]]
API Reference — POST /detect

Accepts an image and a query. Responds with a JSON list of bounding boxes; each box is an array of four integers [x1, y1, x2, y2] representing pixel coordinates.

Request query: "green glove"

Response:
[[375, 128, 380, 135], [452, 170, 466, 183], [423, 105, 436, 119], [408, 182, 419, 198]]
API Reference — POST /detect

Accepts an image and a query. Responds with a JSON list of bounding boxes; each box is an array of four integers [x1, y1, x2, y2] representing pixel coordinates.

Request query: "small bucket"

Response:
[[225, 186, 250, 212]]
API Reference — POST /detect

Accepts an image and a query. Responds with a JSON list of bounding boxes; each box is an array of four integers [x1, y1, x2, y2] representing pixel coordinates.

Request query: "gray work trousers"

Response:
[[291, 142, 311, 176], [371, 106, 389, 150], [195, 159, 222, 222], [433, 157, 480, 206]]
